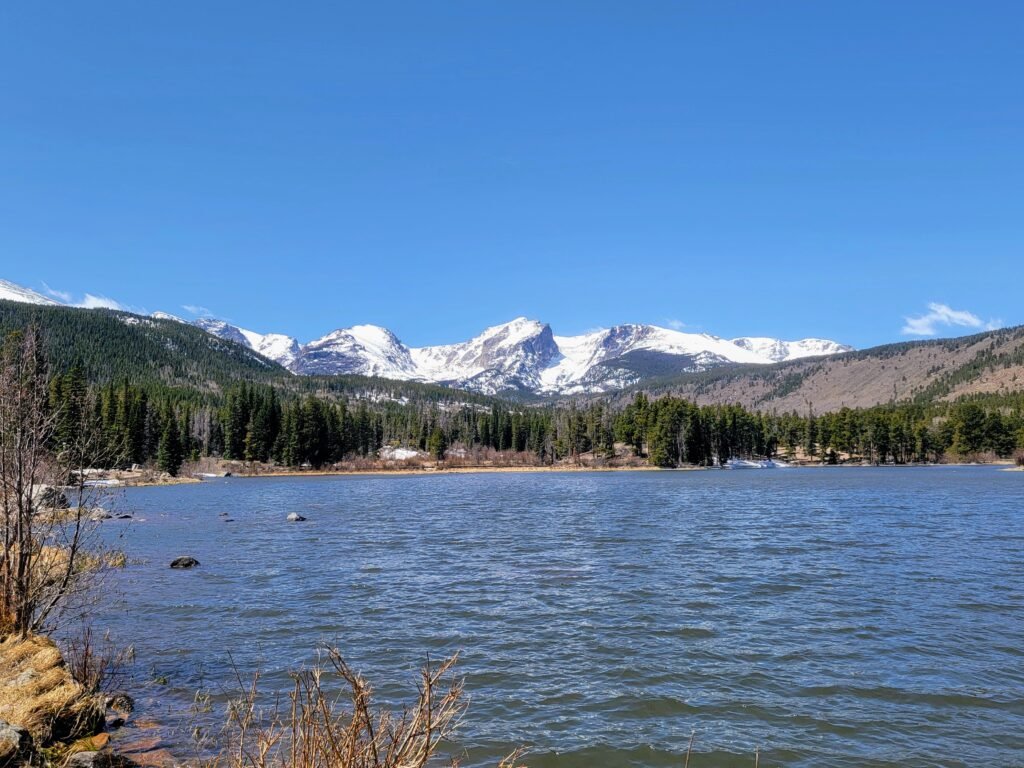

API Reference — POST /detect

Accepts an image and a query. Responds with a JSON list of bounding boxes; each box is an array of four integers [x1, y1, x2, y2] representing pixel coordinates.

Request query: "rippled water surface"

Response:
[[95, 467, 1024, 767]]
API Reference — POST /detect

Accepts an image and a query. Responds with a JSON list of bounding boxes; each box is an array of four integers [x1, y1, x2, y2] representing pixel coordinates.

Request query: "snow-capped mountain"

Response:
[[195, 315, 853, 395], [294, 325, 416, 378], [0, 277, 854, 396], [194, 318, 302, 370], [0, 279, 61, 306], [731, 336, 850, 363], [410, 318, 560, 392]]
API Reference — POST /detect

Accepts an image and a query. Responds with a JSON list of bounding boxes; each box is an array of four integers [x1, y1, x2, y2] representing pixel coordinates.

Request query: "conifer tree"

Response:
[[157, 413, 184, 476]]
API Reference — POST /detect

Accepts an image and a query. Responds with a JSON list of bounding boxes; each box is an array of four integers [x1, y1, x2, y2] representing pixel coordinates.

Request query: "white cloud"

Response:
[[901, 302, 1001, 336], [664, 318, 687, 330], [41, 282, 73, 303], [78, 294, 126, 311], [183, 304, 213, 317]]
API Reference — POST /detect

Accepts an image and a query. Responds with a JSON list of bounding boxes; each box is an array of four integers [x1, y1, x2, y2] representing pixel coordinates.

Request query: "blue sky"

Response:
[[1, 2, 1020, 347]]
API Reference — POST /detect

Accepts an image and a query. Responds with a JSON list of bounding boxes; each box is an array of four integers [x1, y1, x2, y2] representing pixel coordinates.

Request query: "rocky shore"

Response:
[[0, 634, 144, 768]]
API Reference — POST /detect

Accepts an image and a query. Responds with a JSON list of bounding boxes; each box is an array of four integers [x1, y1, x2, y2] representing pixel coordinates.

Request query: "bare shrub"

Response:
[[62, 624, 135, 695], [0, 326, 120, 637], [208, 649, 525, 768]]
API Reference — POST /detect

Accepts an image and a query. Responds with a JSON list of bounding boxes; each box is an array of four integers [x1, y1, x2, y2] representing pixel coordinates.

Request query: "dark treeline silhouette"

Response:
[[45, 366, 1024, 475]]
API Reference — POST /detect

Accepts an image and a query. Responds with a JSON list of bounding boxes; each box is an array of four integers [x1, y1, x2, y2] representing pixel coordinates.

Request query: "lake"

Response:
[[92, 467, 1024, 767]]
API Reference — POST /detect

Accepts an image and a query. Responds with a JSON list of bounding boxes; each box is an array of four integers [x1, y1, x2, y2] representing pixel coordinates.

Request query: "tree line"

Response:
[[42, 365, 1024, 476]]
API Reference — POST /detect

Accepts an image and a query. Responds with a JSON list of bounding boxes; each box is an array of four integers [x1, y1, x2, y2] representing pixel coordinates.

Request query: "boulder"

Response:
[[90, 510, 113, 522], [65, 751, 137, 768], [0, 721, 31, 768], [286, 513, 307, 522], [105, 693, 134, 714], [32, 485, 69, 510], [169, 556, 199, 569]]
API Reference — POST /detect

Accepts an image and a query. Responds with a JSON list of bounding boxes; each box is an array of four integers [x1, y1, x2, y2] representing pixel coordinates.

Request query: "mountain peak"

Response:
[[0, 279, 61, 307]]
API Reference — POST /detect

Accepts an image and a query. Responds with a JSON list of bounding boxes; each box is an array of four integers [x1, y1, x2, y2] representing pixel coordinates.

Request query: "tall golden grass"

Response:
[[206, 649, 525, 768]]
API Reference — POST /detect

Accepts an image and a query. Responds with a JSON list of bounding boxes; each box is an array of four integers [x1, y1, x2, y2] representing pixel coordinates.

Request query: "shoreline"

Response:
[[85, 460, 1022, 488], [209, 461, 1019, 481]]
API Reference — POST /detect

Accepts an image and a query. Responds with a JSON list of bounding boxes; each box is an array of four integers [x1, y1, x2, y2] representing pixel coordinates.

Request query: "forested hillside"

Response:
[[0, 300, 284, 391]]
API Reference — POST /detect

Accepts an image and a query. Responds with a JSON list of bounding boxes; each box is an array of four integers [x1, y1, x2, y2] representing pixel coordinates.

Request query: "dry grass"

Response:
[[207, 649, 525, 768], [0, 633, 103, 744]]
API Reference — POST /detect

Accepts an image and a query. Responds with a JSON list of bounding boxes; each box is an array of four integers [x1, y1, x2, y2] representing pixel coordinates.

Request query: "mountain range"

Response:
[[4, 278, 1023, 415], [1, 278, 852, 395]]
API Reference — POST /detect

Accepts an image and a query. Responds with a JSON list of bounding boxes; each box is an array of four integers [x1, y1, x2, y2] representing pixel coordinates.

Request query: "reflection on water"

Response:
[[94, 467, 1024, 767]]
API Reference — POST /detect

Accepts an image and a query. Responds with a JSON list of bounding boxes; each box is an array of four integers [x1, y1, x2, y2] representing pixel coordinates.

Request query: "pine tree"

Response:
[[157, 414, 184, 476], [428, 426, 448, 460]]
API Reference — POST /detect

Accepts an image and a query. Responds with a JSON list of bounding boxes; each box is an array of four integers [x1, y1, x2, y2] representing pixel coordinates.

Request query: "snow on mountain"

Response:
[[539, 325, 767, 394], [151, 311, 186, 323], [0, 279, 61, 306], [0, 278, 853, 394], [194, 318, 250, 347], [293, 325, 415, 378], [191, 313, 854, 395], [410, 318, 560, 393], [195, 318, 302, 369], [731, 337, 854, 362]]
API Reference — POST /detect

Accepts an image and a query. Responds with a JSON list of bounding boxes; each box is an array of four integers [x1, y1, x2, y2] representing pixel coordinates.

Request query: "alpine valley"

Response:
[[0, 278, 850, 396]]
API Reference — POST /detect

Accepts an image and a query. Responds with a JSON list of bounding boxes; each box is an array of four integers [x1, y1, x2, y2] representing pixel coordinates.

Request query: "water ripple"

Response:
[[91, 467, 1024, 767]]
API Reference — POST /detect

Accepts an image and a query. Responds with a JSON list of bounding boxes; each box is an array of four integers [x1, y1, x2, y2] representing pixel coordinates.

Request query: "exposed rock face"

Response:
[[169, 557, 199, 569]]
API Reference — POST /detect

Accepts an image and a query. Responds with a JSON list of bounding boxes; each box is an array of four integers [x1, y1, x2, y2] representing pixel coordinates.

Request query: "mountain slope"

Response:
[[296, 325, 416, 377], [0, 300, 286, 392], [636, 325, 1024, 413], [0, 279, 60, 306]]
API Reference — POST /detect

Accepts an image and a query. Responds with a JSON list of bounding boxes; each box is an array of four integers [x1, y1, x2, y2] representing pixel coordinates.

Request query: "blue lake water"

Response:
[[93, 467, 1024, 767]]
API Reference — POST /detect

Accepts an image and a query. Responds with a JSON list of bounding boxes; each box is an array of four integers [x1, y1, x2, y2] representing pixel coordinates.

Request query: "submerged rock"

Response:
[[105, 693, 134, 714], [286, 513, 307, 522], [65, 751, 136, 768], [169, 556, 199, 569]]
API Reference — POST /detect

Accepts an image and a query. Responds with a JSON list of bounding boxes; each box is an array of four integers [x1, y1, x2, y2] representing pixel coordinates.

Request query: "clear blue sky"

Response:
[[1, 1, 1020, 347]]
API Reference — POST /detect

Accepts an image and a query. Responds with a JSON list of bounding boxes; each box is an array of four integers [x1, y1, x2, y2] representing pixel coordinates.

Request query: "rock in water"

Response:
[[65, 752, 136, 768], [106, 692, 135, 714], [169, 556, 199, 569], [286, 513, 307, 522]]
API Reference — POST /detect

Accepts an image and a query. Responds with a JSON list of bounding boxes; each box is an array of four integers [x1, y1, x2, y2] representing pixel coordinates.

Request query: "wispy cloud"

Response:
[[78, 293, 127, 311], [41, 282, 72, 303], [664, 318, 687, 331], [182, 304, 213, 317], [42, 283, 129, 311], [901, 302, 1002, 336]]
